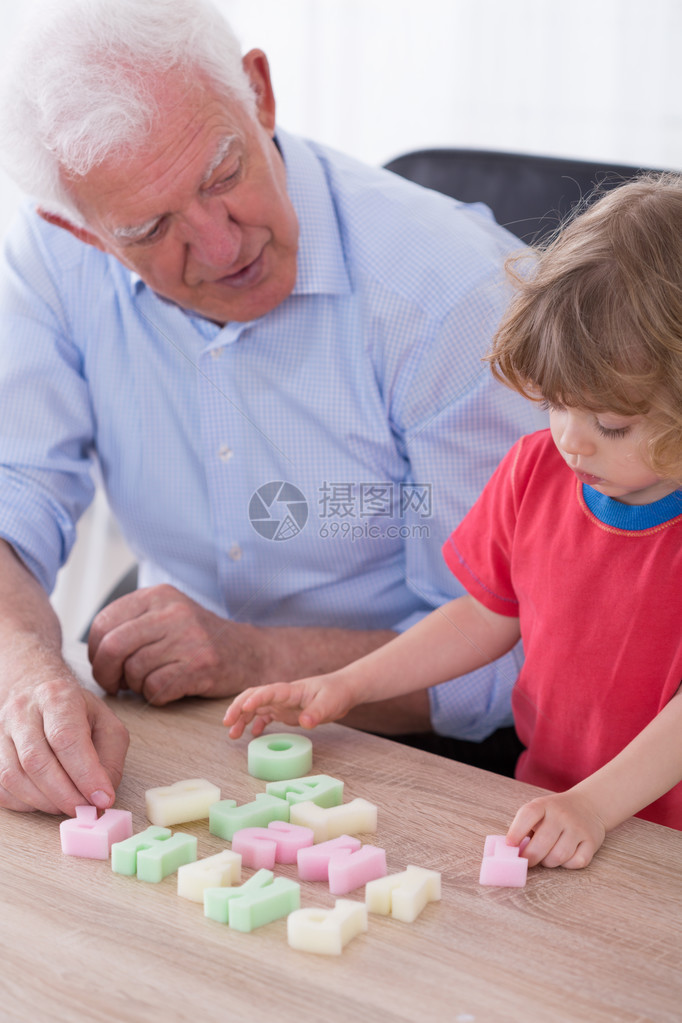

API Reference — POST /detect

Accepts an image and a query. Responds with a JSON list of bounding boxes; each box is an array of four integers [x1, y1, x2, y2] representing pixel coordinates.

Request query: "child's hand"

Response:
[[223, 673, 356, 739], [506, 790, 607, 869]]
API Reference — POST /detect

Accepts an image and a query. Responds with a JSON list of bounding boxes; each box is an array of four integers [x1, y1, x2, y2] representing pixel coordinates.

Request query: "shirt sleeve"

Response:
[[391, 264, 541, 740], [442, 438, 522, 617], [0, 206, 96, 591]]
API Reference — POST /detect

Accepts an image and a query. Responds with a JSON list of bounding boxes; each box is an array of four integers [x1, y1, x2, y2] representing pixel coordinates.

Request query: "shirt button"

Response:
[[228, 544, 243, 561], [211, 347, 222, 359], [219, 444, 233, 462]]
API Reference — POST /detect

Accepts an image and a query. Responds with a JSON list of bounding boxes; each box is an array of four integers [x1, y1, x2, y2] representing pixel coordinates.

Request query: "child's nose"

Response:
[[558, 417, 596, 457]]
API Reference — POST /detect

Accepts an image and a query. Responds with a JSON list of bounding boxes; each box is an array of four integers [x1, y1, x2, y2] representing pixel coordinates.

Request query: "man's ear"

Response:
[[241, 49, 276, 135], [37, 208, 108, 253]]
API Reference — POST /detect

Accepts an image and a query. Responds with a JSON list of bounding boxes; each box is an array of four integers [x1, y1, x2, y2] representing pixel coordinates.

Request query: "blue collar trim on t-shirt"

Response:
[[582, 484, 682, 530]]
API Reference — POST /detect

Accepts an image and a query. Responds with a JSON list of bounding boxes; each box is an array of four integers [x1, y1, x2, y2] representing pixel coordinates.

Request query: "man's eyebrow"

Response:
[[200, 133, 239, 187], [112, 216, 163, 242]]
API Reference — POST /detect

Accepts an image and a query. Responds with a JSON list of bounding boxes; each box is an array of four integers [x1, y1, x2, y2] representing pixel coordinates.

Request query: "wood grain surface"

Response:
[[0, 644, 680, 1023]]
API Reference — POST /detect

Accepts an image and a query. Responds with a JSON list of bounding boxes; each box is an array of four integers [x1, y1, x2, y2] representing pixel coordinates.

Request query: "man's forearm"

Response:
[[254, 621, 431, 732], [0, 540, 68, 685], [256, 622, 398, 684]]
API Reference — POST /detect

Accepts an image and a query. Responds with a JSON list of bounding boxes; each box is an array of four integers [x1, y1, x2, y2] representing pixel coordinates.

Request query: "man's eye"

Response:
[[211, 163, 241, 190], [143, 222, 164, 242], [133, 220, 165, 245]]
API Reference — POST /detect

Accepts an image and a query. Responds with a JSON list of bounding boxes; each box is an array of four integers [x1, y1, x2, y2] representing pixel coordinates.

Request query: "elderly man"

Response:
[[0, 0, 542, 815]]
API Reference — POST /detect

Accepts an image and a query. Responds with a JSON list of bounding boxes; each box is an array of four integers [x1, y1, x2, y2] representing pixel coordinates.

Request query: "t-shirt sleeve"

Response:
[[442, 437, 525, 617]]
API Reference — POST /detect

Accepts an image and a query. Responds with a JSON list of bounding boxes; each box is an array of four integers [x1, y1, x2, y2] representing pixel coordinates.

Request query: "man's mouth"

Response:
[[214, 251, 265, 289]]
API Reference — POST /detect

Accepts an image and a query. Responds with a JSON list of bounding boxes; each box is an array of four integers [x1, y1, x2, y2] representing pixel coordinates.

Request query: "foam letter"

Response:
[[60, 806, 133, 859], [288, 901, 368, 955], [297, 835, 362, 881], [266, 774, 344, 808], [209, 793, 289, 841], [145, 778, 221, 826], [204, 869, 300, 932], [365, 865, 441, 921], [177, 850, 242, 902], [111, 826, 197, 882], [479, 835, 528, 887], [231, 821, 314, 869], [248, 733, 313, 780], [289, 798, 377, 842]]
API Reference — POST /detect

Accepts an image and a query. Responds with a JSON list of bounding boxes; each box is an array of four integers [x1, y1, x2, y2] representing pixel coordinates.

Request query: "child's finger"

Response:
[[506, 799, 546, 847], [536, 829, 579, 868], [223, 690, 256, 726], [298, 687, 352, 729], [241, 682, 304, 713], [227, 718, 246, 739], [249, 713, 277, 738], [560, 840, 595, 870]]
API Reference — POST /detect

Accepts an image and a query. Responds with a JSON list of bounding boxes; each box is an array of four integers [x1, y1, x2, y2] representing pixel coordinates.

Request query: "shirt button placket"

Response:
[[217, 438, 240, 562]]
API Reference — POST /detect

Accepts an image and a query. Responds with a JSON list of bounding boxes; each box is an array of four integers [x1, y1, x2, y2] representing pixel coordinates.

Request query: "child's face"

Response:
[[548, 406, 677, 505]]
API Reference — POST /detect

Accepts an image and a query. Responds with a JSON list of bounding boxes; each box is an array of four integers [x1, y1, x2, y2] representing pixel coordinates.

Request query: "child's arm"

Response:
[[507, 686, 682, 869], [223, 595, 521, 737]]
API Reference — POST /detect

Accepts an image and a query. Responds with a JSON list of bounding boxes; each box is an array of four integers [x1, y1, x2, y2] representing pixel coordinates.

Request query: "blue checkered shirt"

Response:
[[0, 129, 544, 739]]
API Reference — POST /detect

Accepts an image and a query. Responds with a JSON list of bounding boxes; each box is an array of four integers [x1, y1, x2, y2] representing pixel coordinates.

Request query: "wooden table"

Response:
[[1, 645, 681, 1023]]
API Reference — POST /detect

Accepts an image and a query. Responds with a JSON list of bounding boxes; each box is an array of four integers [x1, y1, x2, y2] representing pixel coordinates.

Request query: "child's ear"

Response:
[[37, 208, 108, 253]]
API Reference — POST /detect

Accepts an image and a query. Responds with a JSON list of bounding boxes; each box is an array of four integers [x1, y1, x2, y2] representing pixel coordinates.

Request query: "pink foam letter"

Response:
[[297, 835, 362, 881], [232, 821, 315, 869], [479, 834, 528, 887], [328, 845, 388, 895], [60, 806, 133, 859]]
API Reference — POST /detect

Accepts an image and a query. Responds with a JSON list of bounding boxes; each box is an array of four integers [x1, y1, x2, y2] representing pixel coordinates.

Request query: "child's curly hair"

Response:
[[487, 172, 682, 484]]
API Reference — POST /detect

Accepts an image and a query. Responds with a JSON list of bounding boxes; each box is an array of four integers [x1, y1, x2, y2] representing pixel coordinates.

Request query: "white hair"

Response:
[[0, 0, 256, 222]]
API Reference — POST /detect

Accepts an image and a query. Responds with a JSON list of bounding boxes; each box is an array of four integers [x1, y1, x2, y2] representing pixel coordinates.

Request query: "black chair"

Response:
[[383, 147, 659, 243], [80, 563, 138, 642]]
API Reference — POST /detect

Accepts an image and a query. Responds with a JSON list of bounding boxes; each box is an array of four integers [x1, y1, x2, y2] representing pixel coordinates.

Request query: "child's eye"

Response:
[[539, 399, 565, 412], [595, 421, 631, 439]]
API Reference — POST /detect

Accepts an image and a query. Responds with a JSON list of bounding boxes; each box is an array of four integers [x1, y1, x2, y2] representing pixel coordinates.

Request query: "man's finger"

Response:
[[0, 734, 63, 813], [87, 695, 130, 791], [41, 697, 118, 812], [87, 589, 149, 661], [89, 615, 164, 694], [13, 704, 91, 814]]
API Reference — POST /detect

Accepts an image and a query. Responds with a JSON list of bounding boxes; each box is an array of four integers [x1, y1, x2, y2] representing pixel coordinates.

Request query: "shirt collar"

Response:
[[582, 483, 682, 531], [127, 127, 352, 302], [276, 128, 351, 298]]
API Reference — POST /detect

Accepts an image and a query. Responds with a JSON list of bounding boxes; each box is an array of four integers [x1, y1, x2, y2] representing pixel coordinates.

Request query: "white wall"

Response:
[[2, 0, 681, 235], [224, 0, 682, 170], [1, 0, 680, 637]]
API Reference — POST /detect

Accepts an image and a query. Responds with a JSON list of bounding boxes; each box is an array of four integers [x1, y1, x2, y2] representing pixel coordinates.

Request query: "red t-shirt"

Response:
[[443, 430, 682, 829]]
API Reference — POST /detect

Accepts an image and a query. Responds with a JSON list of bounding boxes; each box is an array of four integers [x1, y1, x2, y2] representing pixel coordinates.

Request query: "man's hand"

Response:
[[87, 584, 402, 712], [506, 790, 607, 869], [88, 585, 265, 705], [0, 674, 129, 815]]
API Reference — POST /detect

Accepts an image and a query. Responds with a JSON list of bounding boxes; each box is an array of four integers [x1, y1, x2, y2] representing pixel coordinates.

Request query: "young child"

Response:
[[225, 174, 682, 870]]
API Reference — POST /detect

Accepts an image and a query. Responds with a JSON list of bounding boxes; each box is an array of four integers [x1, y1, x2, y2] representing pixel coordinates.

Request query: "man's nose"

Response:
[[182, 198, 240, 273]]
